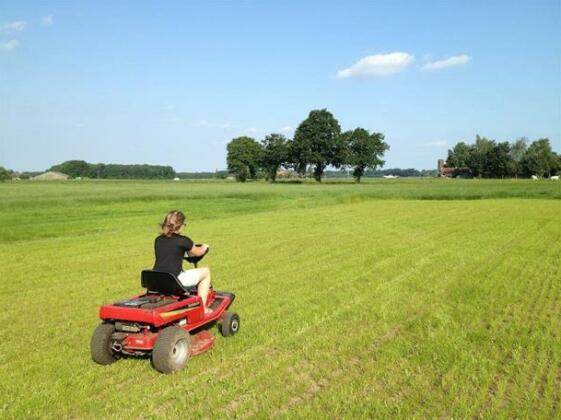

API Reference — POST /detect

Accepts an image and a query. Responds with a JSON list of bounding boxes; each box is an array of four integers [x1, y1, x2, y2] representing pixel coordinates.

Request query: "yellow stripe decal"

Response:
[[159, 307, 199, 318]]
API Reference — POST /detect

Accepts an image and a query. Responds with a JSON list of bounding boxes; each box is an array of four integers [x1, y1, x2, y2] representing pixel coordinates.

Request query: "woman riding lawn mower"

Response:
[[90, 210, 239, 374]]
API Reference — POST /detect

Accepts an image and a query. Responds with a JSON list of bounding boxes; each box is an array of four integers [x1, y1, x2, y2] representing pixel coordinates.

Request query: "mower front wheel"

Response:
[[152, 326, 190, 374], [91, 323, 118, 365], [220, 312, 240, 337]]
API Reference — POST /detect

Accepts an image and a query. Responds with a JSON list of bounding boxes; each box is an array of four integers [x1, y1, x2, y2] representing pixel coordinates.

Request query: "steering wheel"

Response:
[[184, 244, 209, 265]]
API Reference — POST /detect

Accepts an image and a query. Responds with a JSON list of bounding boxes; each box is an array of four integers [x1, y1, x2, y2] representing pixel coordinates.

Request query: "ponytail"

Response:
[[160, 210, 186, 237]]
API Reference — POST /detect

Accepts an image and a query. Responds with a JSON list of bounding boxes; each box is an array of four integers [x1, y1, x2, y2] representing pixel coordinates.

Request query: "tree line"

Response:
[[226, 109, 389, 182], [176, 171, 229, 179], [49, 160, 176, 179], [446, 136, 560, 178]]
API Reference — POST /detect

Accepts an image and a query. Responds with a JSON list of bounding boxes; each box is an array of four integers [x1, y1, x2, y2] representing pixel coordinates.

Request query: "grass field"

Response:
[[1, 179, 560, 418]]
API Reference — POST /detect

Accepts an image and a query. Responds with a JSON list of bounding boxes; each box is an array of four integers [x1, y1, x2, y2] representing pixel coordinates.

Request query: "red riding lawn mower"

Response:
[[90, 247, 239, 374]]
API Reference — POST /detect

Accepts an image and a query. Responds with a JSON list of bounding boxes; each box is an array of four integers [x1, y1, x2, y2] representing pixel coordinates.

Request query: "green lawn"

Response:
[[0, 179, 560, 418]]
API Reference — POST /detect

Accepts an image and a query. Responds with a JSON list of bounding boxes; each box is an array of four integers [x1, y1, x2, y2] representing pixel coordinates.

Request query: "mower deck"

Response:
[[189, 330, 215, 355]]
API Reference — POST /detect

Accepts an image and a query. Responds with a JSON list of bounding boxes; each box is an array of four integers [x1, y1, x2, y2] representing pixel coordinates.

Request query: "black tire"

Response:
[[220, 312, 240, 337], [152, 327, 190, 374], [91, 323, 118, 365]]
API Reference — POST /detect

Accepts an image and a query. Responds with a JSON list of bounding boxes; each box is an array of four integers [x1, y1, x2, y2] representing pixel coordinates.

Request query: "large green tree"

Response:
[[342, 128, 388, 182], [484, 141, 513, 178], [226, 136, 263, 182], [291, 109, 342, 182], [288, 135, 311, 177], [467, 135, 495, 178], [261, 133, 290, 182], [446, 142, 471, 167], [522, 138, 559, 177]]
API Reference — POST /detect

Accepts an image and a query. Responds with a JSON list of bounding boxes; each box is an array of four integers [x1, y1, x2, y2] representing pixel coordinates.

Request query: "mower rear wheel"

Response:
[[220, 312, 240, 337], [91, 323, 118, 365], [152, 326, 190, 374]]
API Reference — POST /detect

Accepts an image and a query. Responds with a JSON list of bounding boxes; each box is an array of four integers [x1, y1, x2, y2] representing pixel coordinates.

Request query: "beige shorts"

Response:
[[177, 269, 201, 287]]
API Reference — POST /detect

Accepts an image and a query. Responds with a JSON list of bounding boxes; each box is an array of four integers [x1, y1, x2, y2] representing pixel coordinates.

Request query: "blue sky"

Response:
[[1, 0, 560, 172]]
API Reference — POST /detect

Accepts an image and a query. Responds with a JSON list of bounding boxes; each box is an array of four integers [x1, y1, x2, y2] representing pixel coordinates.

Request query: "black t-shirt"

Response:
[[153, 234, 194, 276]]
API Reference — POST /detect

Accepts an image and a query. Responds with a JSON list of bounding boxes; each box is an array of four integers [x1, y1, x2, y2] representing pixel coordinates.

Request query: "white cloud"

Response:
[[1, 21, 27, 32], [0, 40, 19, 52], [422, 54, 471, 71], [336, 52, 414, 78], [191, 119, 209, 127], [222, 123, 233, 129], [41, 15, 54, 26], [417, 141, 448, 148]]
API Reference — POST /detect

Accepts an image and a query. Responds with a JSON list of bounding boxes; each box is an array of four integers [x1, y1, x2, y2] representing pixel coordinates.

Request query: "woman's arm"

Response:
[[188, 243, 209, 257]]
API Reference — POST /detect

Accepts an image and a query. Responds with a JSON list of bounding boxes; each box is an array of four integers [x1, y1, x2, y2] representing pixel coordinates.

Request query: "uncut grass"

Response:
[[1, 178, 560, 209], [0, 184, 560, 417], [1, 179, 559, 244]]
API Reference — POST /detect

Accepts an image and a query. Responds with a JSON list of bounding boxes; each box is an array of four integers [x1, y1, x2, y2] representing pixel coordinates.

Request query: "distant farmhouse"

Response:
[[437, 159, 471, 178], [31, 171, 70, 181]]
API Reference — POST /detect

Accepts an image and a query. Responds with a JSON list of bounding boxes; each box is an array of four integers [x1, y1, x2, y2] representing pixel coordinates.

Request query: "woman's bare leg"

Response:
[[179, 267, 212, 311], [197, 267, 212, 311]]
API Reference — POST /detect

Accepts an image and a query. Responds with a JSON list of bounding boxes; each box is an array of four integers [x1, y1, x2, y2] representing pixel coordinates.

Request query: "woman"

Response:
[[153, 210, 213, 313]]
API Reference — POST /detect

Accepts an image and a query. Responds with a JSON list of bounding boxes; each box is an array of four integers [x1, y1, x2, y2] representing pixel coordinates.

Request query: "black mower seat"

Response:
[[141, 270, 197, 295]]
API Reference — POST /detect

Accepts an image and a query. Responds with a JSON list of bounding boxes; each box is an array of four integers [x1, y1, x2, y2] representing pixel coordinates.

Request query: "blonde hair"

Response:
[[160, 210, 186, 237]]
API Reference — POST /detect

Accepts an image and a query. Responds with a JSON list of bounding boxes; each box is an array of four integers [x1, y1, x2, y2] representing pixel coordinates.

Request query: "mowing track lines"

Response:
[[473, 234, 561, 418], [281, 243, 527, 418], [528, 248, 561, 418], [218, 314, 422, 418], [214, 239, 495, 417], [223, 204, 459, 331], [549, 280, 561, 418], [270, 317, 415, 418], [499, 242, 560, 416], [552, 359, 561, 418], [217, 199, 457, 268], [302, 215, 544, 418], [236, 203, 478, 325], [222, 221, 406, 295], [472, 307, 523, 412], [468, 225, 539, 408], [535, 349, 556, 418]]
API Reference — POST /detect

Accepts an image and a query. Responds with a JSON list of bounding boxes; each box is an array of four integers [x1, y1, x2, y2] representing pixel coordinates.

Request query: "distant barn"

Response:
[[437, 159, 471, 178], [31, 171, 70, 181]]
